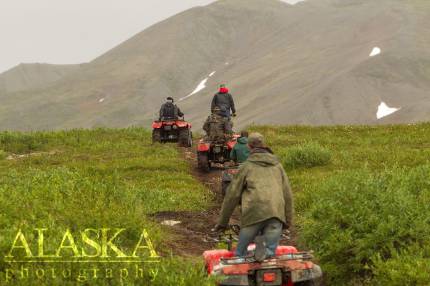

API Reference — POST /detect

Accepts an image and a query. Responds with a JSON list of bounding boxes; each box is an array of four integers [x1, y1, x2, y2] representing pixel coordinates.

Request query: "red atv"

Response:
[[197, 134, 240, 172], [221, 165, 240, 196], [204, 225, 322, 286], [152, 117, 192, 147]]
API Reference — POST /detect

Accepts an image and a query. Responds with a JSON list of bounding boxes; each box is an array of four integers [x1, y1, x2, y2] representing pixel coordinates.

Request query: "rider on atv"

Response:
[[221, 131, 250, 196], [159, 97, 184, 120], [230, 130, 250, 164], [211, 84, 236, 119], [213, 132, 294, 261]]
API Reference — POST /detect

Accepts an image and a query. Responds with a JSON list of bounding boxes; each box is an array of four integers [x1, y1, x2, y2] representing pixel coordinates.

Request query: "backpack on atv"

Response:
[[207, 115, 228, 142]]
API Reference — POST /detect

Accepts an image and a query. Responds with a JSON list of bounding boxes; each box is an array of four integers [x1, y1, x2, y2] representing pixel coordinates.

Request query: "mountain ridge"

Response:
[[0, 63, 83, 94], [0, 0, 429, 130]]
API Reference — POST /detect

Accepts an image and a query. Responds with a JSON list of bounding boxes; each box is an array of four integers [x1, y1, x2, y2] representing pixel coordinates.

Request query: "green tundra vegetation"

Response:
[[0, 128, 214, 285], [1, 124, 430, 285], [251, 124, 430, 285]]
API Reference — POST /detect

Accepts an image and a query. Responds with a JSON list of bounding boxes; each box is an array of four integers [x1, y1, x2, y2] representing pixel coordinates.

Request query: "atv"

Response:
[[152, 117, 192, 147], [197, 134, 240, 172], [204, 225, 323, 286]]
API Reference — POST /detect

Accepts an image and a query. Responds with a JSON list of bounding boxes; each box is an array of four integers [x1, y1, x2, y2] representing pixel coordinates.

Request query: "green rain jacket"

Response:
[[218, 149, 294, 228], [230, 137, 250, 164]]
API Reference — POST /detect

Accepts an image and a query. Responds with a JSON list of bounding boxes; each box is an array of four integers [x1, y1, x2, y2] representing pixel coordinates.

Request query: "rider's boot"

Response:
[[254, 235, 266, 262]]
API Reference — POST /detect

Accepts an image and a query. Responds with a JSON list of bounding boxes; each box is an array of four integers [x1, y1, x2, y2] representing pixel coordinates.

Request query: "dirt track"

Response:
[[152, 143, 298, 257], [152, 146, 238, 257]]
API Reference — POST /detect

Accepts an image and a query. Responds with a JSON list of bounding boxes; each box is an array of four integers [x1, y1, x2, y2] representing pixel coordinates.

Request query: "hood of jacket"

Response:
[[247, 152, 279, 167], [237, 137, 248, 144]]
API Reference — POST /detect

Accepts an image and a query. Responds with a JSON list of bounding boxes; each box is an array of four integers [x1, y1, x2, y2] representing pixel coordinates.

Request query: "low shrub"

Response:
[[371, 246, 430, 286], [282, 142, 331, 169], [298, 166, 430, 284], [0, 132, 45, 153]]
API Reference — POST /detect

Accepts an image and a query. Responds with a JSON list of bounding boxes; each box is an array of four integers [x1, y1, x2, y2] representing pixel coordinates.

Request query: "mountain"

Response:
[[0, 0, 429, 131], [0, 63, 82, 94]]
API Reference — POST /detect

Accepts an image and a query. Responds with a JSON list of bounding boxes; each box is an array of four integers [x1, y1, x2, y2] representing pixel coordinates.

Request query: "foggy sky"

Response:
[[0, 0, 304, 73]]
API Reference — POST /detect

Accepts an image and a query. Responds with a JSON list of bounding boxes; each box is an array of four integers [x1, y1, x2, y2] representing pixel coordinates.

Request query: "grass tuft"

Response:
[[281, 142, 331, 169]]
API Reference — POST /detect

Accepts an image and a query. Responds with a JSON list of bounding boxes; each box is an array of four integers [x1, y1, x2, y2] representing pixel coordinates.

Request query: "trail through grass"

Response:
[[2, 124, 430, 285]]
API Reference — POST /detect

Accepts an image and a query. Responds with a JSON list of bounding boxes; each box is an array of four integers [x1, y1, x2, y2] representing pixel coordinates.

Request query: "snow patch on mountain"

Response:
[[284, 0, 306, 5], [377, 102, 400, 119], [180, 71, 217, 101], [180, 78, 209, 101], [370, 47, 381, 57]]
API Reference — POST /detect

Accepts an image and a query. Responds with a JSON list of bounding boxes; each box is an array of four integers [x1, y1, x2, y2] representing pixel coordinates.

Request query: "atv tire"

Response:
[[197, 152, 210, 172], [152, 129, 161, 143], [179, 129, 192, 147]]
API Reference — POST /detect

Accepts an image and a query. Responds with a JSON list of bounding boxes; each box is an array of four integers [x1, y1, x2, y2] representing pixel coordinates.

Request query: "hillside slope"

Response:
[[0, 0, 429, 130], [1, 123, 430, 284], [0, 63, 82, 94]]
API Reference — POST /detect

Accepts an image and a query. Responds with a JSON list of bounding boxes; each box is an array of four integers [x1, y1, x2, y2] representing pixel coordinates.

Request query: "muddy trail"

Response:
[[152, 142, 297, 258], [152, 145, 239, 257]]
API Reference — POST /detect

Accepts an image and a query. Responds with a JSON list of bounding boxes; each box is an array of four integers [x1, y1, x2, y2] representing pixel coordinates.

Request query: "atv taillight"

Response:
[[263, 272, 277, 282], [256, 269, 283, 285]]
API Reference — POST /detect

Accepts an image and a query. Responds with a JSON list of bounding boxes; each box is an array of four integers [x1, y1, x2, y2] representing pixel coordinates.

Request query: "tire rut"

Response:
[[151, 143, 236, 257]]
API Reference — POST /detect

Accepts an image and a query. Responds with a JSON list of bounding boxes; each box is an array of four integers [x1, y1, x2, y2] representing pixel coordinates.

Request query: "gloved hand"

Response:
[[211, 224, 227, 233], [232, 113, 237, 117]]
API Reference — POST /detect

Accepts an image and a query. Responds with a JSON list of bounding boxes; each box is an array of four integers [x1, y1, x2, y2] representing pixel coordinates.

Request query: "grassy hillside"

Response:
[[250, 123, 430, 285], [1, 124, 429, 285], [0, 128, 214, 285]]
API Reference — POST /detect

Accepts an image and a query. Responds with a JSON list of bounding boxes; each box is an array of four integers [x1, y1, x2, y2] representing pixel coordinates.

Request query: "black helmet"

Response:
[[166, 97, 174, 102]]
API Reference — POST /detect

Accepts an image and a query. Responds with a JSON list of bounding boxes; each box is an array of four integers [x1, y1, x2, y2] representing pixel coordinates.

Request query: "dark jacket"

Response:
[[211, 92, 236, 116], [218, 149, 294, 228], [230, 137, 250, 164], [159, 102, 184, 120]]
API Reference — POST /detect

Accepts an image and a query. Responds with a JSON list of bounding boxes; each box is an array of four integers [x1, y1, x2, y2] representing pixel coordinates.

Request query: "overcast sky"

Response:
[[0, 0, 304, 73]]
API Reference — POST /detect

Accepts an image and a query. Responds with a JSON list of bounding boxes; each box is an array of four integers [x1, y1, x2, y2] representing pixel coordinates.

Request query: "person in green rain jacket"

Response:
[[213, 132, 294, 258], [230, 131, 250, 164]]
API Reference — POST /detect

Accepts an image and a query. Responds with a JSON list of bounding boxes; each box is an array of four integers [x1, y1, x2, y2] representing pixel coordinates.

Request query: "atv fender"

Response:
[[203, 250, 234, 275], [226, 140, 237, 150], [198, 142, 211, 152], [152, 121, 163, 129], [176, 121, 191, 128]]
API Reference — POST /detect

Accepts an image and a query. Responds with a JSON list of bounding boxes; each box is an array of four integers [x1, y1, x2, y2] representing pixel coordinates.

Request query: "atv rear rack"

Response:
[[220, 252, 314, 266]]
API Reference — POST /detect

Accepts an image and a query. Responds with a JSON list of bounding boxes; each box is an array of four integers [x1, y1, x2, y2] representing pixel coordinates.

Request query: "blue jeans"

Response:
[[235, 218, 283, 257]]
